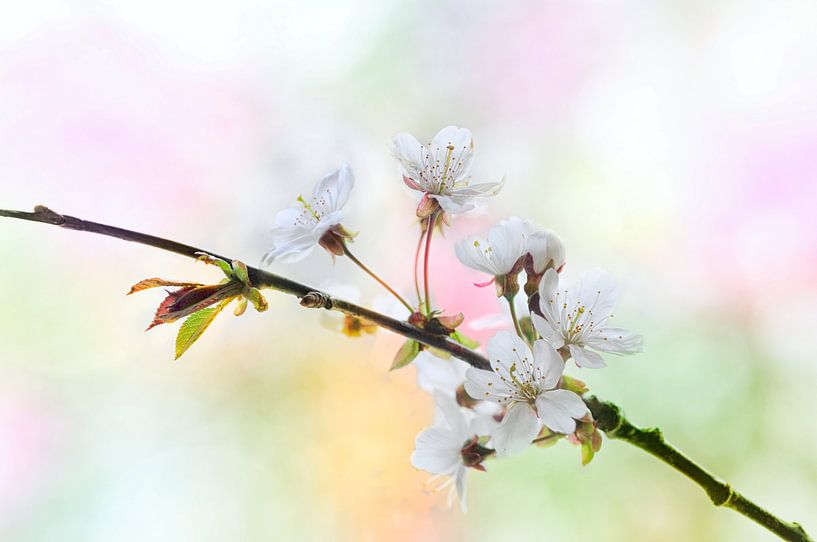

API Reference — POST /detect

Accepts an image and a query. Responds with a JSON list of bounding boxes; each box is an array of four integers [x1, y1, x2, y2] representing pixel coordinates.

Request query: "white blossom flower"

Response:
[[262, 163, 354, 264], [390, 126, 504, 215], [464, 331, 588, 456], [411, 391, 495, 511], [454, 217, 528, 283], [532, 269, 643, 369], [414, 351, 470, 397]]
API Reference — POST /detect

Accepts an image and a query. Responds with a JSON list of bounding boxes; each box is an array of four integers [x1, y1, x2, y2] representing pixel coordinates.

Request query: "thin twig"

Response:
[[341, 242, 414, 313]]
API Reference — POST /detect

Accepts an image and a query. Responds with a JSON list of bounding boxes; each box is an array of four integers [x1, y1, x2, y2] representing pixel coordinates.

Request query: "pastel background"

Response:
[[1, 1, 816, 541]]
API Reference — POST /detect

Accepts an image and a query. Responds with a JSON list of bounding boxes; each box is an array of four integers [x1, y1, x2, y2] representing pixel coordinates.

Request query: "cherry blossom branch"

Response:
[[0, 205, 811, 542], [585, 397, 812, 542]]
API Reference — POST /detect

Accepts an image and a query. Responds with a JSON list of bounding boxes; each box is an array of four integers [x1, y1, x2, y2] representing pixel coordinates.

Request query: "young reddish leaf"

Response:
[[147, 286, 200, 330], [128, 278, 202, 295]]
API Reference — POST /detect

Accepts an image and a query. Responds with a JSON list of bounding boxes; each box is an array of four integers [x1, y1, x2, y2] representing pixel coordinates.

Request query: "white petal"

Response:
[[569, 344, 607, 369], [411, 427, 462, 474], [432, 193, 476, 215], [448, 179, 505, 197], [262, 230, 317, 264], [537, 268, 562, 323], [486, 331, 534, 378], [432, 390, 468, 437], [536, 389, 588, 434], [390, 132, 428, 185], [491, 402, 539, 456], [533, 339, 565, 390], [531, 313, 565, 349], [464, 367, 513, 403], [312, 163, 354, 212], [454, 236, 498, 275], [576, 269, 618, 318], [585, 327, 644, 355], [431, 126, 472, 153], [486, 217, 527, 274], [469, 408, 501, 437], [415, 352, 468, 396], [454, 465, 468, 512]]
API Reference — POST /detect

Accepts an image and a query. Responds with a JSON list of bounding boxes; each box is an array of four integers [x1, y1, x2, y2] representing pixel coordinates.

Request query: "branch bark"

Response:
[[1, 205, 812, 542]]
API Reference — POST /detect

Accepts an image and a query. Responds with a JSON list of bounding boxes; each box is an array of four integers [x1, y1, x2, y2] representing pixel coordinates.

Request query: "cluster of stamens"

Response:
[[416, 140, 471, 193]]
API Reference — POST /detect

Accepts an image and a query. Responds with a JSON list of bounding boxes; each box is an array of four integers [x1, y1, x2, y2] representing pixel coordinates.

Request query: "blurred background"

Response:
[[1, 1, 816, 540]]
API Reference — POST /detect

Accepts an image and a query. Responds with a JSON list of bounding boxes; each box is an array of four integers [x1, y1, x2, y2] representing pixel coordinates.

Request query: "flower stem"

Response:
[[341, 242, 413, 313], [505, 293, 525, 342], [413, 225, 425, 306], [422, 212, 438, 315], [1, 205, 812, 542], [531, 433, 562, 446]]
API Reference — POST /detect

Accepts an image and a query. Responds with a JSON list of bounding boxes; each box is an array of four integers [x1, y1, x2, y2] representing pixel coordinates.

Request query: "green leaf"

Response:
[[195, 252, 234, 278], [428, 347, 451, 360], [243, 287, 268, 312], [581, 439, 595, 466], [175, 301, 228, 359], [450, 330, 479, 349], [562, 375, 589, 395], [231, 260, 250, 286], [390, 340, 420, 371]]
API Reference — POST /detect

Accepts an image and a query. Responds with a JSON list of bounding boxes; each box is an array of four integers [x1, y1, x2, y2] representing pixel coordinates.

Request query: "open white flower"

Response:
[[390, 126, 504, 215], [262, 163, 354, 264], [454, 217, 528, 291], [533, 269, 643, 369], [411, 391, 494, 511], [464, 331, 588, 456]]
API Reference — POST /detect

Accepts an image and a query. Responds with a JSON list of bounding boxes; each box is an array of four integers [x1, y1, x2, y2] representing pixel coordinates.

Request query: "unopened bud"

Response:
[[318, 229, 346, 257], [525, 229, 565, 276], [456, 384, 479, 409], [416, 193, 440, 219]]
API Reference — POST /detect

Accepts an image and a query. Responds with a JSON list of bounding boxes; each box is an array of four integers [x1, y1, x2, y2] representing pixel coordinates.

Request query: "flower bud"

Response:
[[525, 229, 565, 275], [524, 229, 565, 296], [416, 193, 441, 219]]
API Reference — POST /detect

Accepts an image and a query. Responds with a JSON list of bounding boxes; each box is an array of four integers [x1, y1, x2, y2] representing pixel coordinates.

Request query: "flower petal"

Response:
[[312, 163, 355, 212], [411, 426, 462, 474], [491, 402, 539, 456], [533, 339, 565, 390], [455, 235, 498, 275], [531, 313, 565, 349], [464, 367, 513, 403], [535, 389, 588, 434], [569, 344, 607, 369], [585, 327, 644, 355], [415, 352, 468, 396], [390, 132, 428, 186]]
